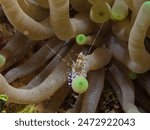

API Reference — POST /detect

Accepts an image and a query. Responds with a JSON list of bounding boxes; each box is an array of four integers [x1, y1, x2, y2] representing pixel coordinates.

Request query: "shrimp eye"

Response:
[[71, 76, 88, 94]]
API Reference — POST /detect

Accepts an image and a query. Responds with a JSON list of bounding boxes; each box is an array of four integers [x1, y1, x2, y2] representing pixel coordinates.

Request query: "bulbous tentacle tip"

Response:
[[90, 1, 111, 23], [0, 54, 6, 68], [144, 1, 150, 6], [141, 1, 150, 13], [111, 12, 127, 21], [0, 94, 8, 102], [76, 34, 87, 45], [71, 76, 88, 94], [110, 0, 128, 21]]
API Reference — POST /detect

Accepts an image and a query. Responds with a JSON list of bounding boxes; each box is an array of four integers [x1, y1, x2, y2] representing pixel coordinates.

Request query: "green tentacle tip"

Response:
[[111, 12, 124, 21], [0, 94, 8, 102], [18, 105, 37, 113], [76, 34, 87, 45], [128, 71, 137, 80], [0, 55, 6, 67], [144, 1, 150, 5], [71, 76, 88, 94]]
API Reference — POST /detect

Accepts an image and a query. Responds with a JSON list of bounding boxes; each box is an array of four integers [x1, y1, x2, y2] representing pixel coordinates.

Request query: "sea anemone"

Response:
[[0, 0, 150, 113]]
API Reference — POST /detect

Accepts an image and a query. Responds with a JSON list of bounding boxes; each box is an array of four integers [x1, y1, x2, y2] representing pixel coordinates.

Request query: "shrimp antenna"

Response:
[[68, 54, 74, 64], [45, 43, 72, 67], [85, 23, 104, 55]]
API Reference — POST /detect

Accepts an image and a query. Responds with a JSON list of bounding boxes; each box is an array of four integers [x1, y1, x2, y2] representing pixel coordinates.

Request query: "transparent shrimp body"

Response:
[[68, 52, 89, 94]]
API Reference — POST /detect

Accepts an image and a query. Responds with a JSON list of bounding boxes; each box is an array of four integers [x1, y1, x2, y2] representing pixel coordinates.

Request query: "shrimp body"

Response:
[[68, 52, 88, 86]]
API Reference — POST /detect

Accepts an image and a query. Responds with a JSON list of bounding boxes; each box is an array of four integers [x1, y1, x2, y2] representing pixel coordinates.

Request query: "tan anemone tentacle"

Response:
[[111, 0, 128, 21], [86, 47, 112, 71], [129, 1, 150, 72], [0, 44, 84, 104], [27, 0, 49, 9], [17, 0, 49, 21], [36, 0, 49, 9], [48, 0, 94, 41], [70, 0, 91, 13], [0, 0, 54, 40]]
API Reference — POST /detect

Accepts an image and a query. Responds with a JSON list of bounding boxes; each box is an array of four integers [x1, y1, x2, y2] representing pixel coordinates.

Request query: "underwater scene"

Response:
[[0, 0, 150, 113]]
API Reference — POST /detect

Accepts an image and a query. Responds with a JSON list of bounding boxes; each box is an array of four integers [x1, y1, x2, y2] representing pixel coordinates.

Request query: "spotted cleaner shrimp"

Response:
[[46, 24, 103, 94]]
